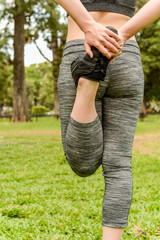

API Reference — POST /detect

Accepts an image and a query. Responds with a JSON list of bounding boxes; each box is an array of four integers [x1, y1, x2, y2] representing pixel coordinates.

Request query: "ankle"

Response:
[[103, 227, 124, 240]]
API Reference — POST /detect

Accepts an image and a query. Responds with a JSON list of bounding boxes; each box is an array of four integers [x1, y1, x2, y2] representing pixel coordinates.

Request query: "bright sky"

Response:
[[0, 4, 67, 67], [24, 36, 53, 67], [25, 6, 66, 67]]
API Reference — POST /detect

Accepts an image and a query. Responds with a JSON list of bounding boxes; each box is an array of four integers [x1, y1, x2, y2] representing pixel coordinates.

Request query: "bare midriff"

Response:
[[66, 12, 136, 42]]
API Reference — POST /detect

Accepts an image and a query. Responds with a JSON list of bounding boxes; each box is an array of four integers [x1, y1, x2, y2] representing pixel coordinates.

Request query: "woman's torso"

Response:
[[66, 12, 136, 42]]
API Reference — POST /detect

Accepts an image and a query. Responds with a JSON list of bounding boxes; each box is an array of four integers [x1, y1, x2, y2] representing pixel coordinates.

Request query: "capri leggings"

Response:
[[57, 39, 144, 228]]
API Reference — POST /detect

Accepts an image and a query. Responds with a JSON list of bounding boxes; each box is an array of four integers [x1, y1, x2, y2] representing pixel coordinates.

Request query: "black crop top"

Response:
[[67, 0, 136, 18]]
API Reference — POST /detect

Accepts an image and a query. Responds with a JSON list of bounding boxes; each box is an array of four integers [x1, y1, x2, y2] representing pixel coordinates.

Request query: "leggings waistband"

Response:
[[63, 39, 140, 57]]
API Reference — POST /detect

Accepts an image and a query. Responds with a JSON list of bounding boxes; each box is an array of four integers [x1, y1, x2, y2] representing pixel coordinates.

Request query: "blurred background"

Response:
[[0, 1, 160, 239], [0, 0, 67, 121], [0, 0, 160, 122]]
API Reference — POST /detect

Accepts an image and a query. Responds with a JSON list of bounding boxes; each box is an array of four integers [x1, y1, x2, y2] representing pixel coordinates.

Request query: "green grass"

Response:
[[0, 117, 61, 132], [135, 114, 160, 135], [0, 115, 160, 239]]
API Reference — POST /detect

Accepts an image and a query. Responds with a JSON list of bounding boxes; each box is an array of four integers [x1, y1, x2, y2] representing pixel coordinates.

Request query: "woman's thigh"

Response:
[[102, 40, 144, 164]]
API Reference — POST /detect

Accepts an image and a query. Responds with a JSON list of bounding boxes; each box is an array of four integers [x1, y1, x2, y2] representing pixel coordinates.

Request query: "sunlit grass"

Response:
[[0, 115, 160, 239]]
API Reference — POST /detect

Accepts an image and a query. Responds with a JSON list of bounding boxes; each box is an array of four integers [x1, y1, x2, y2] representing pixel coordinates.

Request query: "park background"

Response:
[[0, 0, 160, 239]]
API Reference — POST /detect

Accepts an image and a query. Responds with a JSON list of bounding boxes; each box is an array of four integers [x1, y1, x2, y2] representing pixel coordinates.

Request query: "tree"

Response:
[[0, 0, 37, 121], [0, 0, 50, 121], [0, 29, 13, 111], [31, 0, 67, 117], [138, 19, 160, 103], [135, 0, 159, 117], [12, 0, 30, 121], [0, 0, 67, 120], [25, 62, 54, 109], [0, 52, 13, 112]]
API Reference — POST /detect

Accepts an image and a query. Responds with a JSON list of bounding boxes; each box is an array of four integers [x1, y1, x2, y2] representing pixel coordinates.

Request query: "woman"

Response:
[[56, 0, 144, 239]]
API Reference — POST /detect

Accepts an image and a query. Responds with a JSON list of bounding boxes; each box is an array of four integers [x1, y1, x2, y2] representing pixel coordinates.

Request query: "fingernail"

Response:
[[118, 47, 120, 49], [117, 52, 119, 54], [119, 38, 121, 41], [89, 55, 92, 58]]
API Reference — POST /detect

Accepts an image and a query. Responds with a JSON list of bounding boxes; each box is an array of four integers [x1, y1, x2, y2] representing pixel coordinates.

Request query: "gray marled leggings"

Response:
[[58, 39, 144, 228]]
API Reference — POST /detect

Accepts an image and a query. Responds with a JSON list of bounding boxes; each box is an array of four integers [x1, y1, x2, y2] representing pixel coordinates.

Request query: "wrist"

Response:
[[81, 18, 96, 34], [118, 28, 130, 43]]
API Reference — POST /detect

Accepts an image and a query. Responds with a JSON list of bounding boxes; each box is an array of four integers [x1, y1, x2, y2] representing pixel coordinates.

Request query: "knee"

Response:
[[65, 147, 102, 177], [68, 158, 100, 177], [72, 166, 97, 177], [66, 153, 101, 177]]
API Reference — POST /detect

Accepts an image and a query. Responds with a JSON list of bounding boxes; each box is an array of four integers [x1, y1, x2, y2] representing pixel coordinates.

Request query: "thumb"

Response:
[[84, 41, 93, 58]]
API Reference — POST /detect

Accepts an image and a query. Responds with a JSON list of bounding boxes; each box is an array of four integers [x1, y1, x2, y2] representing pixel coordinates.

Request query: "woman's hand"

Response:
[[56, 0, 122, 59], [108, 30, 126, 64], [118, 29, 128, 49], [84, 21, 121, 59]]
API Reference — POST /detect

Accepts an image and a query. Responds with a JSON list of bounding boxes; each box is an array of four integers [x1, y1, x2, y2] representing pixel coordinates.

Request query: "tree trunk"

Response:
[[13, 1, 29, 122], [51, 37, 60, 118]]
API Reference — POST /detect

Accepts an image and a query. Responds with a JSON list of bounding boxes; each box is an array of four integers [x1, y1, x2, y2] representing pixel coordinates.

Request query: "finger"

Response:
[[108, 49, 121, 58], [105, 28, 120, 42], [95, 44, 111, 59], [84, 41, 93, 58], [106, 35, 121, 50], [103, 39, 120, 54]]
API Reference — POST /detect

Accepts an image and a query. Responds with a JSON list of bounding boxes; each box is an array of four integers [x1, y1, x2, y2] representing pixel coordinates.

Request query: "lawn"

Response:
[[0, 115, 160, 240]]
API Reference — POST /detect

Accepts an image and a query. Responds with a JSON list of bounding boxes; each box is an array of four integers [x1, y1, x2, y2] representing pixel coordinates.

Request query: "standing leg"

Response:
[[103, 227, 124, 240], [101, 41, 144, 239]]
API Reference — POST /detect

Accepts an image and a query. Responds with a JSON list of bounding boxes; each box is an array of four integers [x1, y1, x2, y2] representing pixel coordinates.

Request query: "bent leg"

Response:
[[102, 41, 144, 229], [66, 115, 103, 177], [58, 40, 103, 177], [71, 26, 118, 87], [71, 77, 99, 123]]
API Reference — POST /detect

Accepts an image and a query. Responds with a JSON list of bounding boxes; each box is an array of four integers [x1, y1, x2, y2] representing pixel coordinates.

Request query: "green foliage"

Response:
[[25, 62, 54, 109], [31, 105, 49, 115], [138, 19, 160, 101], [0, 20, 13, 109], [0, 0, 67, 115], [2, 107, 13, 114], [0, 52, 13, 109], [135, 0, 148, 12], [0, 115, 160, 239]]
